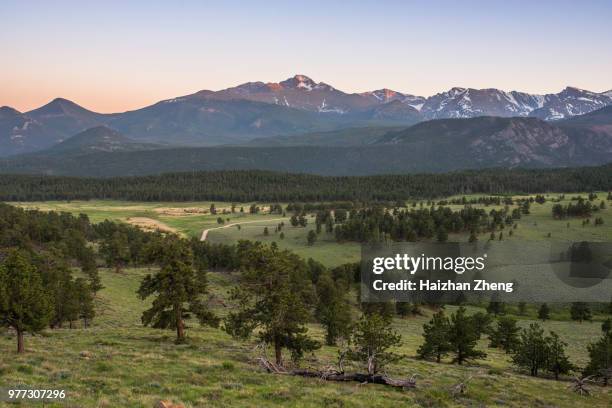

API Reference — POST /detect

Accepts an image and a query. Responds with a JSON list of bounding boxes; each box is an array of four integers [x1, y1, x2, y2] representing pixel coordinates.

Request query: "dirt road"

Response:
[[200, 217, 287, 241]]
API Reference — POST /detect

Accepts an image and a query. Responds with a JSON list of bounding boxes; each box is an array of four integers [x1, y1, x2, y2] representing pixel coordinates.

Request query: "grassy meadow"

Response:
[[11, 192, 612, 267], [2, 192, 611, 407], [1, 267, 610, 408]]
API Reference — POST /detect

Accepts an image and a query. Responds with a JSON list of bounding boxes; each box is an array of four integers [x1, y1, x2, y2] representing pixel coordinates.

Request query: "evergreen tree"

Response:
[[602, 318, 612, 335], [447, 307, 487, 364], [470, 311, 493, 336], [0, 249, 52, 353], [75, 277, 95, 328], [538, 303, 550, 321], [436, 226, 448, 243], [315, 272, 352, 346], [545, 332, 575, 380], [224, 243, 319, 365], [138, 236, 218, 343], [348, 313, 402, 375], [417, 309, 451, 363], [395, 302, 413, 317], [486, 294, 506, 316], [584, 330, 612, 385], [100, 231, 130, 273], [307, 230, 317, 246], [570, 302, 592, 323], [512, 323, 549, 377], [298, 215, 308, 227], [489, 316, 519, 352], [325, 217, 334, 233]]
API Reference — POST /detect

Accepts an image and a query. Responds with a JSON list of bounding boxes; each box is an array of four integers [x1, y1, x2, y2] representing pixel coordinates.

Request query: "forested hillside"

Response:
[[0, 165, 610, 202]]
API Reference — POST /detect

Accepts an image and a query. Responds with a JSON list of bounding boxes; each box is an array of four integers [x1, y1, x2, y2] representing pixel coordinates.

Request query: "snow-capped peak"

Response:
[[280, 74, 317, 91]]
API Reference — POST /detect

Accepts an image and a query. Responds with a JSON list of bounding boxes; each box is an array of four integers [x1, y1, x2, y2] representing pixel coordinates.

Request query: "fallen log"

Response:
[[256, 358, 416, 389]]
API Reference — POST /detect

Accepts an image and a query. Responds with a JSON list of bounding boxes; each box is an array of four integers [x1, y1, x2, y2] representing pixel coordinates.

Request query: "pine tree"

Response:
[[584, 330, 612, 385], [447, 307, 487, 364], [517, 302, 527, 316], [486, 294, 506, 316], [307, 230, 317, 246], [512, 323, 549, 377], [417, 309, 451, 363], [224, 243, 319, 365], [0, 249, 52, 353], [545, 332, 575, 380], [538, 303, 550, 321], [436, 226, 448, 242], [138, 236, 218, 343], [348, 313, 402, 375], [395, 302, 413, 318], [100, 231, 130, 273], [570, 302, 592, 323], [75, 278, 95, 328], [315, 272, 352, 346], [489, 316, 519, 352]]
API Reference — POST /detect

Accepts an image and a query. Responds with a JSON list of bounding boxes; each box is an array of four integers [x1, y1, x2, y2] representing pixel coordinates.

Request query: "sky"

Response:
[[1, 0, 611, 113]]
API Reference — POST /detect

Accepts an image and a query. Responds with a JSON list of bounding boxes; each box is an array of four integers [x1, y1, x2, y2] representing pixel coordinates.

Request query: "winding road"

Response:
[[200, 217, 288, 241]]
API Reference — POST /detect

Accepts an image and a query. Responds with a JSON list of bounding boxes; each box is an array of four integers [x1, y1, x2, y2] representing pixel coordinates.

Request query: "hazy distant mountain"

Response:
[[106, 98, 362, 145], [3, 106, 611, 177], [26, 97, 108, 138], [0, 106, 59, 156], [1, 74, 610, 156], [376, 115, 612, 167], [45, 126, 161, 154]]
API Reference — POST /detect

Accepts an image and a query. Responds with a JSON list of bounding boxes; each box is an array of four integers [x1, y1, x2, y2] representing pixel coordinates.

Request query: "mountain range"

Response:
[[2, 106, 611, 177], [1, 74, 611, 157]]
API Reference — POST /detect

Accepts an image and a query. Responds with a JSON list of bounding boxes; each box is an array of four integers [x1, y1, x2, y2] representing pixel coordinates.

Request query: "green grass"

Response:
[[10, 192, 611, 268], [2, 194, 611, 406], [1, 268, 610, 407]]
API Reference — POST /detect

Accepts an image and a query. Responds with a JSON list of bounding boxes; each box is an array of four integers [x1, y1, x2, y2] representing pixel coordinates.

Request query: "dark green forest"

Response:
[[0, 164, 611, 202]]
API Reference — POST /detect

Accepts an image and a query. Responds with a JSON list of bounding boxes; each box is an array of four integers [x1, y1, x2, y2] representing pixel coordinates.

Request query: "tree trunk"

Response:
[[175, 305, 185, 343], [17, 329, 24, 353], [274, 339, 282, 366], [69, 321, 74, 329]]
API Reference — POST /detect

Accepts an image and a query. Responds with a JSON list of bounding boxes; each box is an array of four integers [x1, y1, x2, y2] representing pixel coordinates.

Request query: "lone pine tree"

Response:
[[584, 326, 612, 385], [0, 249, 51, 353], [138, 235, 218, 344], [348, 313, 402, 375], [538, 303, 550, 321], [417, 309, 451, 363], [489, 316, 519, 352], [447, 306, 487, 365], [570, 302, 592, 323], [224, 242, 319, 365], [512, 323, 549, 377], [546, 332, 575, 380]]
